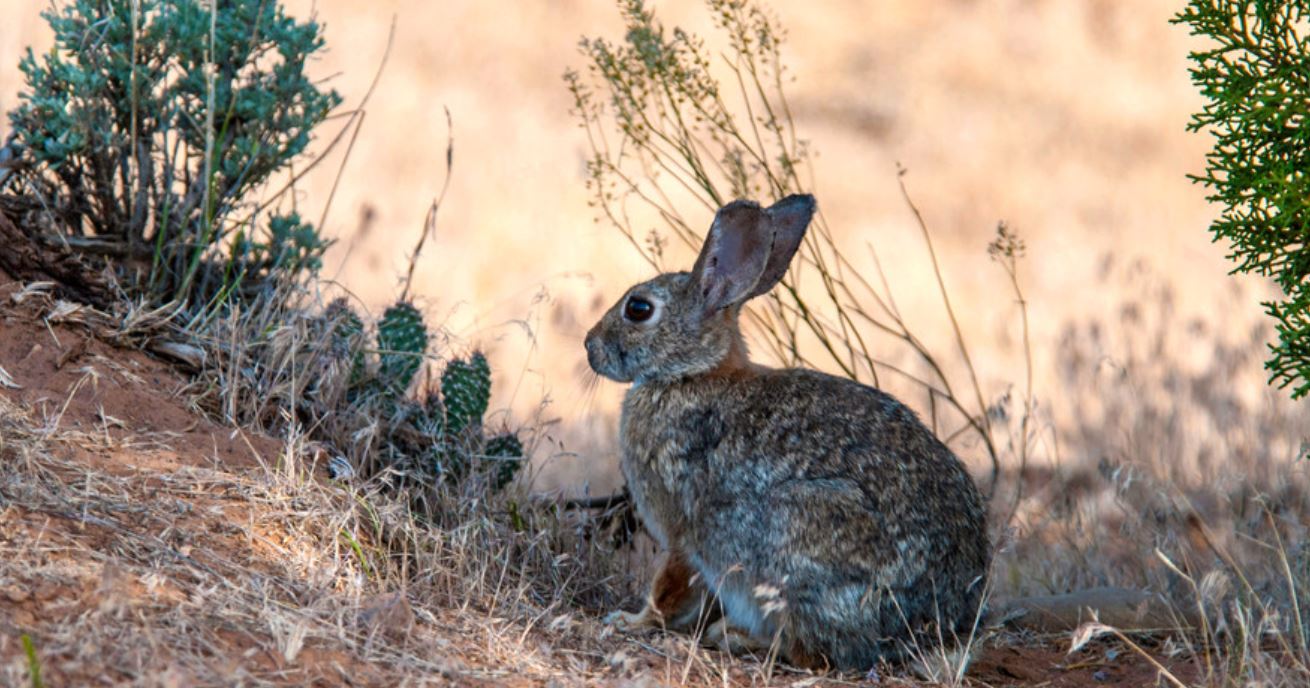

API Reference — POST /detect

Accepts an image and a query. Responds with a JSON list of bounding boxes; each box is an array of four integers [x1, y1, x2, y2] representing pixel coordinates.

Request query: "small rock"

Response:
[[3, 585, 30, 603]]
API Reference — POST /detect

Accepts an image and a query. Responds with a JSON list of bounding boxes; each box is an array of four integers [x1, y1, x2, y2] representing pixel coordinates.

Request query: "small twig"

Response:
[[897, 170, 999, 490], [552, 490, 630, 511], [317, 16, 397, 235], [400, 108, 454, 303]]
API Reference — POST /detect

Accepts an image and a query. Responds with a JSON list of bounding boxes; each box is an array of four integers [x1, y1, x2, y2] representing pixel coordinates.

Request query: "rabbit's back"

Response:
[[620, 367, 989, 667]]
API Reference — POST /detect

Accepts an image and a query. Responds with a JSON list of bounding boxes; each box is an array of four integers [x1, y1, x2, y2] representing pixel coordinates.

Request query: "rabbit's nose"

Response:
[[584, 335, 602, 371]]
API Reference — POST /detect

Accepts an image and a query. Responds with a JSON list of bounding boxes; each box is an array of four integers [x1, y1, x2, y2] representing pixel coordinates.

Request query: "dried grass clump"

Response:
[[992, 260, 1310, 686]]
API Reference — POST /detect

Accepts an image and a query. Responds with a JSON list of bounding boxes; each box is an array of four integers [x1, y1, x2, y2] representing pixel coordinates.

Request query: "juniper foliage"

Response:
[[1175, 1, 1310, 398]]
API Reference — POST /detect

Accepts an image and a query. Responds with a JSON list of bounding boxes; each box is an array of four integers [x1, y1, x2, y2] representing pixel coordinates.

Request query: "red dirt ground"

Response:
[[970, 638, 1197, 687]]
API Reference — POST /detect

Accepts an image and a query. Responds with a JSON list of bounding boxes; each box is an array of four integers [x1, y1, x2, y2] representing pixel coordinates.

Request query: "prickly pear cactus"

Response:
[[485, 432, 525, 490], [441, 352, 491, 436], [427, 446, 468, 483], [376, 301, 428, 396], [325, 297, 363, 338]]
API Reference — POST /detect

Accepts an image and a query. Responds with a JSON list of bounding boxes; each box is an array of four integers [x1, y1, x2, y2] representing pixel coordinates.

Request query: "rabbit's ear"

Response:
[[747, 194, 816, 299], [691, 200, 772, 315]]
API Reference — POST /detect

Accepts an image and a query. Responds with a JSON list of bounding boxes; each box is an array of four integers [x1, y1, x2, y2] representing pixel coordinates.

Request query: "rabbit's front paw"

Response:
[[604, 607, 656, 631]]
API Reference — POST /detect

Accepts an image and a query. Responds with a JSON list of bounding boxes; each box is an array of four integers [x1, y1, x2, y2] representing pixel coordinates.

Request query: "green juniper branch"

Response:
[[1175, 0, 1310, 398]]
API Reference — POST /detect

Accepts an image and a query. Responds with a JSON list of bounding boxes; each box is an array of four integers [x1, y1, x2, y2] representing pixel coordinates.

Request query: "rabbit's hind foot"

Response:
[[606, 549, 710, 633], [702, 618, 770, 655], [604, 606, 659, 631], [702, 619, 829, 670]]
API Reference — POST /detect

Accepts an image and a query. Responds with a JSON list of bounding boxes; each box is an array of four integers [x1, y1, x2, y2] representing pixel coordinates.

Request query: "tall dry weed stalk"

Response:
[[566, 0, 1036, 488]]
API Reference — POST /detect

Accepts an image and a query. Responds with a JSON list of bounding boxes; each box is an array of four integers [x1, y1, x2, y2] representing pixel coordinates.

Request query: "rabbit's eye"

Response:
[[623, 296, 655, 323]]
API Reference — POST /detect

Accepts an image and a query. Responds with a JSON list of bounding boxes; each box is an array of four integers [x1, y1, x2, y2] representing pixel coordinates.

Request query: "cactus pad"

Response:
[[485, 432, 525, 490], [376, 301, 428, 396], [324, 297, 366, 385], [441, 352, 491, 436]]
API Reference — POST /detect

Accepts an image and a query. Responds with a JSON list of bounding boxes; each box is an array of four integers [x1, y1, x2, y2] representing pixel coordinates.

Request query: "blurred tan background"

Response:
[[0, 1, 1275, 494]]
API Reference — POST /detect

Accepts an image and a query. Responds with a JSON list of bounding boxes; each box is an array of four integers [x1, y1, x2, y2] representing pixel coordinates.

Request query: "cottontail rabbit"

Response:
[[584, 195, 990, 671]]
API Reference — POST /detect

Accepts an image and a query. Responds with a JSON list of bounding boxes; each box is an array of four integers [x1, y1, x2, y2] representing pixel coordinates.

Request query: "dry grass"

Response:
[[988, 260, 1310, 686]]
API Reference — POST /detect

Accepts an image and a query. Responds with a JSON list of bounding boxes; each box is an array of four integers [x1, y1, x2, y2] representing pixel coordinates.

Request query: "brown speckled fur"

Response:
[[586, 196, 989, 672]]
